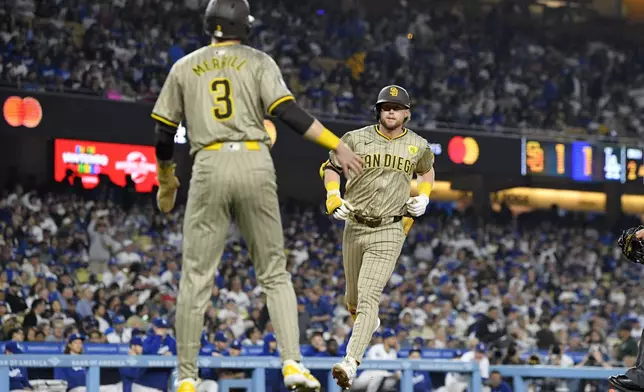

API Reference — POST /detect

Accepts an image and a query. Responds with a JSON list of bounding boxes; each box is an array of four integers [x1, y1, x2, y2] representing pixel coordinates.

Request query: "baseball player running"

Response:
[[150, 1, 363, 391], [320, 85, 435, 389]]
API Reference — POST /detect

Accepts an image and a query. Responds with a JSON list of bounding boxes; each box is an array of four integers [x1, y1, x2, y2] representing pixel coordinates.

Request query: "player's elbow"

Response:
[[272, 100, 315, 135]]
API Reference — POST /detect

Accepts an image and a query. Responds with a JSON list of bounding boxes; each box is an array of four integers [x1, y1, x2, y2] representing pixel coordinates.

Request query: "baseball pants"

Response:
[[175, 143, 300, 381], [343, 219, 405, 362]]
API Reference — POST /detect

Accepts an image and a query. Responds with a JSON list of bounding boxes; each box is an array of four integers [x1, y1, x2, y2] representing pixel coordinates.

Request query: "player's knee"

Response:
[[257, 268, 291, 288]]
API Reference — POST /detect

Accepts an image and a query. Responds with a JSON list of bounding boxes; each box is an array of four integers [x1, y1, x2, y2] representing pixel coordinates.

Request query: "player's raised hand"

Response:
[[405, 195, 429, 217], [334, 142, 363, 179]]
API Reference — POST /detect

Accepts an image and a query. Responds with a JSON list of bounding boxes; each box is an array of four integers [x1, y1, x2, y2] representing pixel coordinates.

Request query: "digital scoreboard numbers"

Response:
[[522, 139, 626, 183], [523, 140, 571, 177], [571, 142, 596, 182], [625, 147, 644, 183]]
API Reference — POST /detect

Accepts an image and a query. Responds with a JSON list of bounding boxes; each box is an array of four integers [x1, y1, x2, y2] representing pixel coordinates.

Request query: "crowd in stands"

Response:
[[1, 0, 644, 137], [0, 179, 642, 373]]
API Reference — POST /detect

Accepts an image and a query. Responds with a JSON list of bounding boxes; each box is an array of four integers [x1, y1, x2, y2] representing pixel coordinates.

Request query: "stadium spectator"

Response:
[[198, 331, 219, 392], [22, 299, 45, 328], [216, 340, 249, 391], [408, 349, 432, 392], [6, 341, 32, 392], [352, 328, 400, 392], [54, 334, 87, 392], [261, 333, 283, 392], [487, 371, 512, 392], [297, 297, 311, 344], [121, 336, 144, 392], [132, 318, 176, 392], [614, 322, 638, 367], [468, 306, 505, 345], [439, 342, 490, 392]]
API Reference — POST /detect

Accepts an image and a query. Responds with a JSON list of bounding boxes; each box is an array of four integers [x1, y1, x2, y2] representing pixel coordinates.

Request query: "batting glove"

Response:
[[326, 190, 354, 220], [405, 195, 429, 217], [156, 162, 180, 213]]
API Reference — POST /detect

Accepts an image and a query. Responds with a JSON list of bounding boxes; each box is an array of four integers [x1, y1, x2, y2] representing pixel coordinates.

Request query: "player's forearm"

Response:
[[416, 168, 435, 197], [302, 119, 341, 150], [154, 123, 178, 165], [324, 169, 342, 193], [272, 101, 341, 150]]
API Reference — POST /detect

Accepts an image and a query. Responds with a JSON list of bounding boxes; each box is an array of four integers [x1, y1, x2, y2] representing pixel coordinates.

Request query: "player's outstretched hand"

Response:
[[405, 195, 429, 217], [334, 142, 363, 179]]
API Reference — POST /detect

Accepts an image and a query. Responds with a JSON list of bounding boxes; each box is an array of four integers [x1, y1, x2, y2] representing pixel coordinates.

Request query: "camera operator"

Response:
[[501, 342, 524, 365], [542, 344, 575, 392], [578, 343, 610, 391]]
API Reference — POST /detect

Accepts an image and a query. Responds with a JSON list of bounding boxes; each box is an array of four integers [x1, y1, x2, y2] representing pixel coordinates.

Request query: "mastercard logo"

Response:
[[448, 136, 479, 165], [3, 96, 43, 128]]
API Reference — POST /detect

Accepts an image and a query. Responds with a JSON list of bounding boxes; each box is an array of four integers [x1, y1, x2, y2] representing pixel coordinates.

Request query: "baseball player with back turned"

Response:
[[149, 1, 363, 391], [320, 85, 436, 389]]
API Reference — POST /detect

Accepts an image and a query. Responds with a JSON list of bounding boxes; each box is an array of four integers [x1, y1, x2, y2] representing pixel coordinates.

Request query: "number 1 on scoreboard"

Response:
[[555, 143, 565, 174]]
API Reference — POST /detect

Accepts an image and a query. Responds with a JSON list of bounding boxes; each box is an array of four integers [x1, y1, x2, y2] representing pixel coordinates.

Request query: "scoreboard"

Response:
[[625, 147, 644, 183], [521, 139, 630, 183]]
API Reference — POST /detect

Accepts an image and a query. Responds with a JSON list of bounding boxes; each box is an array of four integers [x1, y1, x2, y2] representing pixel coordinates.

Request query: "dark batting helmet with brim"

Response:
[[204, 0, 254, 41], [374, 85, 411, 122]]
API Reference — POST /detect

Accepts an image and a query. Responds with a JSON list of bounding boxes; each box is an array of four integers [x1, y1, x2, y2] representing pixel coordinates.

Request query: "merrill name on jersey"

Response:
[[192, 55, 248, 76]]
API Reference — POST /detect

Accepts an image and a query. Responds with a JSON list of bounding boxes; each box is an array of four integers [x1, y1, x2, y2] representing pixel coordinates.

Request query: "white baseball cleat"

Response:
[[332, 356, 358, 390]]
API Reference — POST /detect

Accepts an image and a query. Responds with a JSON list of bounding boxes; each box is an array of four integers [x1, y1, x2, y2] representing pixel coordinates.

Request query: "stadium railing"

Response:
[[0, 354, 628, 392], [491, 365, 628, 391], [0, 354, 482, 392]]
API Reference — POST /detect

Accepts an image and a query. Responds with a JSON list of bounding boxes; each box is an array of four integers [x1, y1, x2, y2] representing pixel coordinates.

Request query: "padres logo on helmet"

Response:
[[375, 85, 411, 123], [204, 0, 255, 41]]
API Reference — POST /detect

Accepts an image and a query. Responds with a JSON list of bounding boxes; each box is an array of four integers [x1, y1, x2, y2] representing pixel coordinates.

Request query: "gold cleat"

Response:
[[283, 359, 321, 391], [175, 378, 196, 392]]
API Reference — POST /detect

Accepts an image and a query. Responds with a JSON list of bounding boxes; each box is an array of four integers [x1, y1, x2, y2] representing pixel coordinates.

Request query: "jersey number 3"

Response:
[[210, 78, 233, 120]]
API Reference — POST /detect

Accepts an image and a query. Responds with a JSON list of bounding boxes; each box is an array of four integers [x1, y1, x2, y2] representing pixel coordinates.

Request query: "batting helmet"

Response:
[[204, 0, 253, 41], [374, 85, 411, 123]]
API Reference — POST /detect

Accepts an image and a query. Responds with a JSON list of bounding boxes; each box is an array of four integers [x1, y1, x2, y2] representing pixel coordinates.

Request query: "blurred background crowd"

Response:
[[1, 180, 642, 380], [2, 0, 644, 137]]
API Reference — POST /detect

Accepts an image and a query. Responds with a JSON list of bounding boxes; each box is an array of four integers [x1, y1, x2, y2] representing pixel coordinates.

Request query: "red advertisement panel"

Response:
[[54, 139, 158, 193]]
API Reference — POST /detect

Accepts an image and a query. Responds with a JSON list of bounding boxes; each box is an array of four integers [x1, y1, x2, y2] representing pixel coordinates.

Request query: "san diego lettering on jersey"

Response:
[[362, 153, 415, 176]]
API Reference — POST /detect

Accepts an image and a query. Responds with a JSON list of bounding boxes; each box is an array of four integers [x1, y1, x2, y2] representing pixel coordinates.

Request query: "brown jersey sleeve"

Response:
[[258, 54, 294, 115], [415, 140, 435, 174], [151, 65, 184, 127]]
